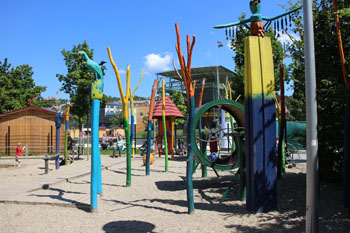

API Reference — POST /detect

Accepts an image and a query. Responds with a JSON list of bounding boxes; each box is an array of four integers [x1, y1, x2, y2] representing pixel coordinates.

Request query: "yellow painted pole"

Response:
[[107, 47, 132, 186], [129, 70, 144, 158]]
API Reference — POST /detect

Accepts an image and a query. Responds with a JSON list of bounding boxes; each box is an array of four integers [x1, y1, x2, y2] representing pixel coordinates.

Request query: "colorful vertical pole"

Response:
[[197, 79, 207, 177], [64, 105, 71, 165], [244, 36, 276, 213], [107, 47, 136, 186], [162, 80, 169, 172], [175, 22, 196, 214], [277, 63, 286, 178], [131, 114, 135, 157], [128, 71, 144, 158], [55, 112, 62, 169], [78, 51, 104, 212], [146, 80, 159, 175], [223, 82, 236, 151]]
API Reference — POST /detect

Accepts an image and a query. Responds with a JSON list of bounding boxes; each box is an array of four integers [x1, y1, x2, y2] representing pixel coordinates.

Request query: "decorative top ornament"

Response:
[[214, 1, 302, 38], [78, 51, 104, 100]]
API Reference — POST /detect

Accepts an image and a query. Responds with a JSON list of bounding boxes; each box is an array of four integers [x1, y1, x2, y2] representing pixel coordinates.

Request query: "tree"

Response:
[[56, 41, 106, 132], [0, 58, 46, 113], [286, 0, 350, 182], [110, 111, 124, 127], [168, 89, 187, 126]]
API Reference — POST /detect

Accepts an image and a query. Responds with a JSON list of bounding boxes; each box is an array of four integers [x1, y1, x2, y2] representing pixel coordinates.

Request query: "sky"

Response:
[[1, 0, 298, 100]]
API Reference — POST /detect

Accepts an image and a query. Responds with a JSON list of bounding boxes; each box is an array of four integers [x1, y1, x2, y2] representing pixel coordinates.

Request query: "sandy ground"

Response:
[[0, 154, 349, 233]]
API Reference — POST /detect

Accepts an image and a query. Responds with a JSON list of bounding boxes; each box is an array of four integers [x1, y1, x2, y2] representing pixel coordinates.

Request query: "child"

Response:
[[15, 143, 25, 165], [113, 135, 125, 158]]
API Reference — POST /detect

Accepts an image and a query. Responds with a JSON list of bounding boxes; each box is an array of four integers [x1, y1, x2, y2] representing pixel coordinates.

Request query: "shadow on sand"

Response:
[[102, 220, 155, 233]]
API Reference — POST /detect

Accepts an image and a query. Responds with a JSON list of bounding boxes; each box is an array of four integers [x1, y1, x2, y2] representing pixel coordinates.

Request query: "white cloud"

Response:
[[119, 69, 126, 75], [143, 53, 172, 72]]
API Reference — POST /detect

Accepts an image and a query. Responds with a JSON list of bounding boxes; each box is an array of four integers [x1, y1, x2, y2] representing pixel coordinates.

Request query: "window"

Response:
[[140, 112, 144, 116]]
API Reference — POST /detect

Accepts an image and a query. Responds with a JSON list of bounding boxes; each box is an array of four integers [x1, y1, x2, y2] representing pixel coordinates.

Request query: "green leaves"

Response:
[[169, 89, 187, 126], [56, 41, 108, 129], [286, 0, 350, 181], [0, 58, 46, 113]]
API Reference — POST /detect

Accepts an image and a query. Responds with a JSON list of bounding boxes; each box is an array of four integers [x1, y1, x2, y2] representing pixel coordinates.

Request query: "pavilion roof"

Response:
[[152, 96, 184, 118]]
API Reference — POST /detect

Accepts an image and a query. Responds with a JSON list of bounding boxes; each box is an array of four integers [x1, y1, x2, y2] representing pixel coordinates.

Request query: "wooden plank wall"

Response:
[[0, 109, 65, 155]]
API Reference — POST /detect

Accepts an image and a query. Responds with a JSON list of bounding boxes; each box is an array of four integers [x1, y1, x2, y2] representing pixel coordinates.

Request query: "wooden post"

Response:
[[175, 22, 196, 214], [244, 36, 277, 213], [107, 47, 134, 186], [171, 119, 175, 160], [50, 125, 53, 154], [8, 126, 10, 156], [145, 80, 159, 175]]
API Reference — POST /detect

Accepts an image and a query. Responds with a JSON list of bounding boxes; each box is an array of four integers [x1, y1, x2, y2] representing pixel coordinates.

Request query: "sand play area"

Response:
[[0, 154, 349, 233]]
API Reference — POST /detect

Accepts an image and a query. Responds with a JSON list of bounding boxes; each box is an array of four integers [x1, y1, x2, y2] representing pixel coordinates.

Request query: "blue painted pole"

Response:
[[55, 112, 62, 169], [146, 120, 152, 175], [130, 115, 135, 147], [90, 99, 100, 211], [55, 128, 60, 169]]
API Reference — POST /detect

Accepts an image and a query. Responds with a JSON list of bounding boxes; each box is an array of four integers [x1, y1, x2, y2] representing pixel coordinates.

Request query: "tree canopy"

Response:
[[56, 41, 106, 129], [285, 0, 350, 181], [169, 89, 187, 126], [0, 58, 46, 113]]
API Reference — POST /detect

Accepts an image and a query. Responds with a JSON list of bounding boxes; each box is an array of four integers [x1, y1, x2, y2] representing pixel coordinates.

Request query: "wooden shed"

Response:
[[0, 106, 65, 155]]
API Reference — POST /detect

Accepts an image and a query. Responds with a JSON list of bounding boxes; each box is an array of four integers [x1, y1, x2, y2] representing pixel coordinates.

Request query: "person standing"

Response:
[[15, 143, 25, 165]]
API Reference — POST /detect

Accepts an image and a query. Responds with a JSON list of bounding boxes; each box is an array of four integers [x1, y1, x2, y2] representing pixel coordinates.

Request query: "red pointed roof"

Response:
[[152, 96, 184, 118]]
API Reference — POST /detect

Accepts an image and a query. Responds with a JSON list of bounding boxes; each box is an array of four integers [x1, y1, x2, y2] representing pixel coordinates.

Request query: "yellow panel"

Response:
[[245, 37, 263, 97], [244, 37, 250, 98], [259, 37, 275, 98]]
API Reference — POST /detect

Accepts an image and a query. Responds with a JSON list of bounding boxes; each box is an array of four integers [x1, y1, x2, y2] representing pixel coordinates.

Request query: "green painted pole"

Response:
[[237, 131, 246, 201], [187, 96, 195, 213], [162, 80, 168, 172], [199, 118, 207, 177], [124, 118, 131, 186]]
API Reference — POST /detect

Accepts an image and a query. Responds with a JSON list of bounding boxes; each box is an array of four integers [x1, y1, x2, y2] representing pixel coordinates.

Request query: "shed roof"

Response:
[[0, 106, 59, 118], [152, 96, 184, 118], [157, 66, 234, 82]]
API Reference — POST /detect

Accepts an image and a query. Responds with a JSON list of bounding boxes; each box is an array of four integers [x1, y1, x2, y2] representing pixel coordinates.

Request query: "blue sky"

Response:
[[1, 0, 297, 99]]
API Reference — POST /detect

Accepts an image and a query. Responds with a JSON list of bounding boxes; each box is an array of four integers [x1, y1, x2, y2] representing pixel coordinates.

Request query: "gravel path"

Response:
[[0, 154, 349, 233]]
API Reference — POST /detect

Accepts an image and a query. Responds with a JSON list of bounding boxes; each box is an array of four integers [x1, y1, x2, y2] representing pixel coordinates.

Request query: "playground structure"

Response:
[[213, 0, 303, 213], [63, 104, 71, 166], [78, 51, 104, 212], [145, 79, 159, 175], [107, 47, 144, 187], [107, 47, 131, 187], [128, 69, 144, 158], [152, 95, 184, 161], [174, 22, 196, 214]]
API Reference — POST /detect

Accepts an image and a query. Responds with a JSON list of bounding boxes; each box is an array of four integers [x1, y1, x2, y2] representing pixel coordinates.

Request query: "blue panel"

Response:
[[263, 98, 277, 211]]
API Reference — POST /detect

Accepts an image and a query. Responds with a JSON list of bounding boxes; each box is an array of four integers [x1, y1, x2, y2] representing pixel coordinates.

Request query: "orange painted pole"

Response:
[[146, 80, 159, 175], [175, 22, 196, 214], [333, 0, 349, 88]]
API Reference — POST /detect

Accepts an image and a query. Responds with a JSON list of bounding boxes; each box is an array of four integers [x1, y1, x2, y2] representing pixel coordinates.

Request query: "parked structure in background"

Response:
[[0, 106, 65, 155]]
